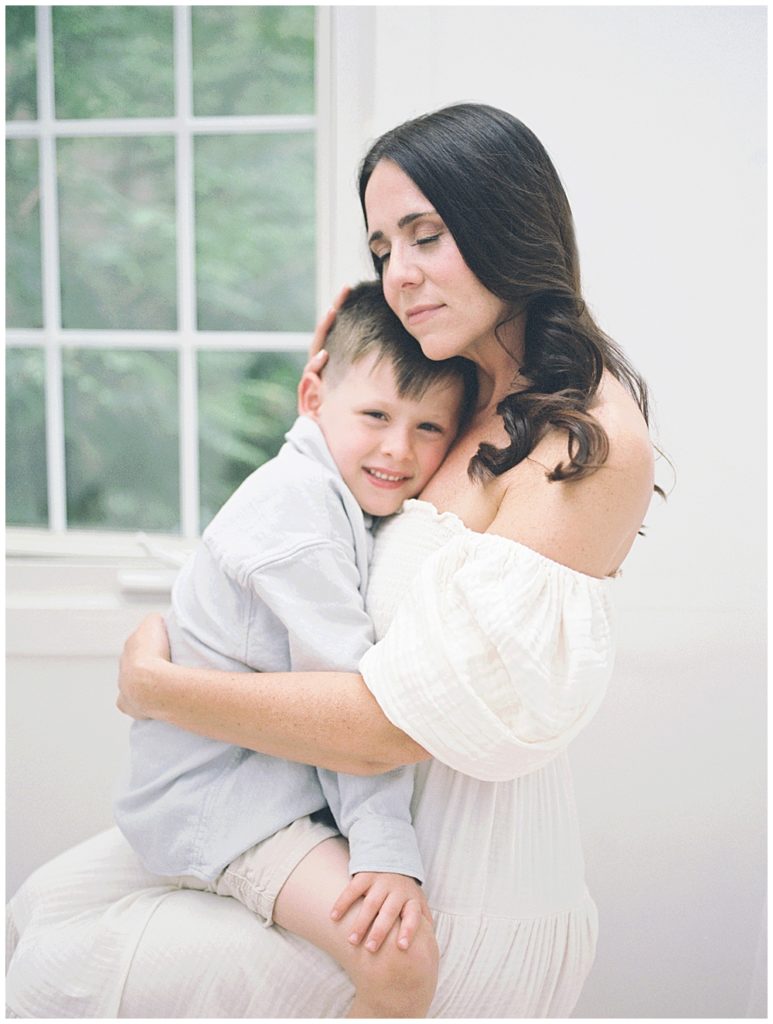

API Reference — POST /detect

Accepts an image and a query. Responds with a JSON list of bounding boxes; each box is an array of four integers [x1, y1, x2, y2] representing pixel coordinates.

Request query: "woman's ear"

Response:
[[297, 371, 324, 420]]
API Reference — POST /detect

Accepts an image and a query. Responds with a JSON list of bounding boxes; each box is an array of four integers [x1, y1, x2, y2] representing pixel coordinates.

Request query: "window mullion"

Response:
[[174, 5, 199, 538], [36, 5, 67, 532], [315, 6, 333, 315]]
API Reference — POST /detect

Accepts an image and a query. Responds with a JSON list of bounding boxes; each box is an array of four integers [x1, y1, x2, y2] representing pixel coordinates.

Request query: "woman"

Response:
[[6, 104, 656, 1018]]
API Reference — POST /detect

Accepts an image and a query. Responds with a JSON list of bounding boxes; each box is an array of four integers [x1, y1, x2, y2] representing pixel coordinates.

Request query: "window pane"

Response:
[[6, 347, 48, 526], [192, 6, 314, 116], [63, 348, 179, 531], [53, 6, 174, 119], [195, 133, 315, 331], [5, 5, 37, 120], [57, 136, 177, 329], [6, 139, 43, 329], [198, 350, 305, 528]]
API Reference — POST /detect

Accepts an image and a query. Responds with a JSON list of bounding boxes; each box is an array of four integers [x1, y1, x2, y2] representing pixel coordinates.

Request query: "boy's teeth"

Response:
[[368, 469, 403, 481]]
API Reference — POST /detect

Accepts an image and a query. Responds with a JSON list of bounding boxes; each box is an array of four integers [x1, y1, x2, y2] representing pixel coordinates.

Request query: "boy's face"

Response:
[[306, 352, 463, 516]]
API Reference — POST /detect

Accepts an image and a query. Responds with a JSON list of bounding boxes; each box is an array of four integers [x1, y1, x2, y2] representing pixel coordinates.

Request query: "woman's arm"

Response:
[[117, 615, 430, 775]]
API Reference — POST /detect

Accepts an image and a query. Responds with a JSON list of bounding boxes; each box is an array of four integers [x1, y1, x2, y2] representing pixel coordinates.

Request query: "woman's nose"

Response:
[[385, 244, 422, 289]]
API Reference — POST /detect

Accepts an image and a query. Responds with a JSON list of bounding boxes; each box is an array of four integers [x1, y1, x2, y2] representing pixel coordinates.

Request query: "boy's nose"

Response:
[[380, 426, 413, 461]]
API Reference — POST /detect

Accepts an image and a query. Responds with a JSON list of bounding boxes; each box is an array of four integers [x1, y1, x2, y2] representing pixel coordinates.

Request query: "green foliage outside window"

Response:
[[63, 349, 180, 531], [5, 139, 43, 329], [191, 6, 314, 116], [198, 351, 306, 528], [5, 6, 37, 120], [52, 6, 175, 119], [5, 6, 317, 534], [6, 348, 48, 526]]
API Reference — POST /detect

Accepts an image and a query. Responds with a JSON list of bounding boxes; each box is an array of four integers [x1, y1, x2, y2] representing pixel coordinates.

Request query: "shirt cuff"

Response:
[[347, 816, 425, 884]]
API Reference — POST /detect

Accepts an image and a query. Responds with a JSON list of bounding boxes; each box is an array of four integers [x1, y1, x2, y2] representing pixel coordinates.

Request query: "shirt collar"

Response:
[[284, 416, 376, 530]]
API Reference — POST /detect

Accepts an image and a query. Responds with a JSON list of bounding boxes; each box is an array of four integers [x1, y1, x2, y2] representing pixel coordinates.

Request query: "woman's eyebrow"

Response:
[[368, 210, 436, 245]]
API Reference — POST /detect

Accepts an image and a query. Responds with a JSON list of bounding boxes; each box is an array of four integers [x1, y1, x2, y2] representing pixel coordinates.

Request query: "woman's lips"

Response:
[[405, 304, 444, 325]]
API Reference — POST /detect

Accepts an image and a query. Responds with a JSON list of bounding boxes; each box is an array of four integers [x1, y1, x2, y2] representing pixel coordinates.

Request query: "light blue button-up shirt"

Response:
[[114, 416, 423, 883]]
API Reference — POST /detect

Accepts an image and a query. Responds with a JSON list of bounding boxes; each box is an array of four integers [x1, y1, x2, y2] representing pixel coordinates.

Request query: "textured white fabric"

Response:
[[6, 499, 611, 1018], [360, 500, 616, 781]]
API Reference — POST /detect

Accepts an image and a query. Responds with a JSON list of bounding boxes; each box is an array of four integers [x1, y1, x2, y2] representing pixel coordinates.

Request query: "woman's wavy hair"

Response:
[[358, 103, 656, 487]]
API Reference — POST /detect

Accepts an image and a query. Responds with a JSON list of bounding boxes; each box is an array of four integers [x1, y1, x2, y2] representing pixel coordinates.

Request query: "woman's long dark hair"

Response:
[[358, 103, 655, 486]]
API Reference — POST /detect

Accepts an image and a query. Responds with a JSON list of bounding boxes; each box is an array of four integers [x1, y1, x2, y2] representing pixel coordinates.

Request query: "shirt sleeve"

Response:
[[247, 541, 424, 881], [316, 768, 424, 882], [358, 531, 616, 783]]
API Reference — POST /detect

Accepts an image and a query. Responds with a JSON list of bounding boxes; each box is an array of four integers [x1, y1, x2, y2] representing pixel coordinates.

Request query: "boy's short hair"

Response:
[[325, 281, 478, 425]]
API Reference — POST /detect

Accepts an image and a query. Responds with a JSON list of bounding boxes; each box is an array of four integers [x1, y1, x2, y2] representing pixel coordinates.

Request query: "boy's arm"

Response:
[[250, 544, 425, 942], [316, 767, 423, 881], [250, 541, 426, 918], [250, 541, 424, 873], [315, 765, 428, 952]]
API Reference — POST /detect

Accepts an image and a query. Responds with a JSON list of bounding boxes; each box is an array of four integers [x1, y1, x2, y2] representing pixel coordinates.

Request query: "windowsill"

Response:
[[6, 528, 195, 656], [6, 526, 196, 563]]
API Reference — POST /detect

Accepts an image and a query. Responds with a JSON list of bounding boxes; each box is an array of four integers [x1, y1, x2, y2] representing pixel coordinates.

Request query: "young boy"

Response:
[[114, 282, 477, 1018]]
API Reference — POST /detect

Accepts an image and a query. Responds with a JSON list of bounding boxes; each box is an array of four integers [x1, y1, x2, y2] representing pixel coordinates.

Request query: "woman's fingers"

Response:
[[297, 288, 350, 412], [136, 612, 171, 659], [301, 348, 329, 379], [117, 613, 170, 719], [309, 285, 351, 359]]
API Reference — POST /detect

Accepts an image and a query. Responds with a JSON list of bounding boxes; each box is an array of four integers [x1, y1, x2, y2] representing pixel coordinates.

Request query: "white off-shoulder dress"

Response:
[[6, 500, 615, 1018]]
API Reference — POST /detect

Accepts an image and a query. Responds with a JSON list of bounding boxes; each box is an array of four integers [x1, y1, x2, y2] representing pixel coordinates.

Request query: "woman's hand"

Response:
[[297, 286, 351, 413], [117, 613, 171, 720]]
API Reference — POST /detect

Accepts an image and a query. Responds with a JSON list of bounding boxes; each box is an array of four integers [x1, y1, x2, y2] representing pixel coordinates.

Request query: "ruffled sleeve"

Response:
[[358, 531, 616, 782]]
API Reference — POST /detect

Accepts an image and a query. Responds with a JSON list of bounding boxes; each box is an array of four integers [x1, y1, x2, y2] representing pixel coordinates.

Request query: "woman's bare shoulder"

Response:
[[487, 374, 655, 577]]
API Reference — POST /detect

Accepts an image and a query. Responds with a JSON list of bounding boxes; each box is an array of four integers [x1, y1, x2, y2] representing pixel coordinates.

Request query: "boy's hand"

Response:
[[330, 872, 433, 953]]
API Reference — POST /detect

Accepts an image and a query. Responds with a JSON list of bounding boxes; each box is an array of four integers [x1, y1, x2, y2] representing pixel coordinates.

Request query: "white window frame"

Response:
[[6, 5, 334, 557]]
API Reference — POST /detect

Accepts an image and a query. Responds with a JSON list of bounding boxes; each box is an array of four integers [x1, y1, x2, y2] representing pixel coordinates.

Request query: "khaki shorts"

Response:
[[176, 810, 339, 926]]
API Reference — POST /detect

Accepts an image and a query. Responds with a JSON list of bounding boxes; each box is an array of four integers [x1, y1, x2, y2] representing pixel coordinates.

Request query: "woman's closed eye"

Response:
[[411, 232, 443, 248], [371, 232, 442, 266]]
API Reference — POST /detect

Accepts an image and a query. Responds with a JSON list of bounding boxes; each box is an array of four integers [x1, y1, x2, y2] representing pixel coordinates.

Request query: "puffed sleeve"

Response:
[[358, 531, 616, 782]]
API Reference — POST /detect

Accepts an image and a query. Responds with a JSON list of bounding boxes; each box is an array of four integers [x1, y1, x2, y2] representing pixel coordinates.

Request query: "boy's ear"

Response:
[[298, 371, 324, 420]]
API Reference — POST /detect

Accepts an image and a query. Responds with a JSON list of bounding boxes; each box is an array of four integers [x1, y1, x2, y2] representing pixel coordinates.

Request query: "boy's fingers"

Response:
[[363, 893, 403, 953], [330, 875, 369, 921], [397, 898, 422, 950], [348, 889, 386, 946]]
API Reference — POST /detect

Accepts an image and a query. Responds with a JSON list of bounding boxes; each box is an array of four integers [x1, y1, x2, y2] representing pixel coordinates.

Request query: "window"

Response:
[[5, 5, 324, 540]]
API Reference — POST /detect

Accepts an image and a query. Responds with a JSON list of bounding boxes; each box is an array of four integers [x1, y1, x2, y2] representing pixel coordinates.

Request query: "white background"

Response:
[[6, 5, 766, 1018]]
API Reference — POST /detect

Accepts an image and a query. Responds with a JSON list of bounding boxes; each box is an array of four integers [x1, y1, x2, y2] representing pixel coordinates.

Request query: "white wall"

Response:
[[6, 559, 175, 895], [6, 6, 765, 1018], [330, 5, 766, 1019]]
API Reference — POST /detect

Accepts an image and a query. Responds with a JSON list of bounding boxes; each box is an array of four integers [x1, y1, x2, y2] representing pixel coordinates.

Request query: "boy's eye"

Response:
[[419, 422, 444, 434], [364, 410, 387, 421]]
